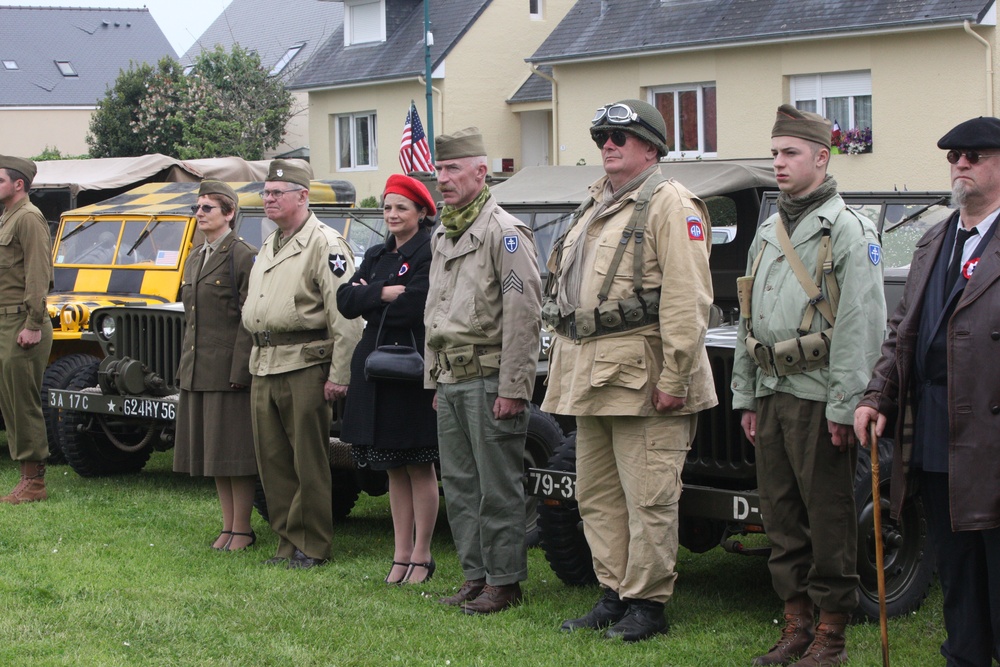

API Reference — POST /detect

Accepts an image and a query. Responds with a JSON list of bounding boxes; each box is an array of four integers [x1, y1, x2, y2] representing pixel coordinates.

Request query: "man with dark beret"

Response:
[[242, 160, 362, 568], [0, 156, 53, 504], [856, 116, 1000, 665], [424, 127, 541, 614], [733, 106, 886, 665]]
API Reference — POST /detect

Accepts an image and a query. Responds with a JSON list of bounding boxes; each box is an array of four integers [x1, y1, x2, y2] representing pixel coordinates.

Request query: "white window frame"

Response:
[[649, 82, 717, 159], [790, 71, 872, 131], [530, 0, 544, 20], [344, 0, 386, 46], [335, 111, 378, 171], [55, 60, 78, 77], [270, 43, 305, 76]]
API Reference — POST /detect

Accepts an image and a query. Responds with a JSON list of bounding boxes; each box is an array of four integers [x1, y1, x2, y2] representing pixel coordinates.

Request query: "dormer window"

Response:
[[55, 60, 78, 77], [345, 0, 385, 46], [2, 60, 18, 70], [270, 43, 305, 76]]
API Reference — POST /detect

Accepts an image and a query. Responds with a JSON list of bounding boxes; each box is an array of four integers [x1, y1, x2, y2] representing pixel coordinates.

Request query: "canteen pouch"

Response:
[[736, 276, 754, 320], [771, 331, 831, 377], [445, 344, 479, 381]]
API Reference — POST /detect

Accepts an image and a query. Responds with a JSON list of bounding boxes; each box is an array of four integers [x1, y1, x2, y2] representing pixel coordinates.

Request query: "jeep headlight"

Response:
[[95, 314, 116, 341]]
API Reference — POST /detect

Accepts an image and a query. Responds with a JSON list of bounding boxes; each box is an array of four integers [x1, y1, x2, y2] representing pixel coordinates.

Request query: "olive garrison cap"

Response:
[[198, 179, 238, 205], [435, 127, 487, 160], [772, 104, 832, 148], [591, 99, 669, 158], [937, 116, 1000, 149], [266, 159, 312, 189], [0, 155, 37, 184]]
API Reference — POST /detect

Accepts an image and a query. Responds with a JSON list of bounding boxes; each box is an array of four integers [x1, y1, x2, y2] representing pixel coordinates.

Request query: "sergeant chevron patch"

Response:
[[502, 270, 523, 294]]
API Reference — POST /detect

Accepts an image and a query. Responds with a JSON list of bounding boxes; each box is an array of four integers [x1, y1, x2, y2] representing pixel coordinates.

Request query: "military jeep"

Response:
[[524, 189, 954, 622]]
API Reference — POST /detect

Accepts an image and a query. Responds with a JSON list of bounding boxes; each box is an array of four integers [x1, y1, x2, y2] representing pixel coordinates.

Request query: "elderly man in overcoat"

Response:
[[856, 116, 1000, 667]]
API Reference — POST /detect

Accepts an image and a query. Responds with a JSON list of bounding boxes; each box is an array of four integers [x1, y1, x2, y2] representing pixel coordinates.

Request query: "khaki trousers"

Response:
[[755, 392, 859, 612], [251, 364, 333, 559], [0, 314, 52, 461], [437, 375, 528, 586], [576, 413, 695, 604]]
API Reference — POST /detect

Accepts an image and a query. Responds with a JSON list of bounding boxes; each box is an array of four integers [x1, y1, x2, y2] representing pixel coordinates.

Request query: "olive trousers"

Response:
[[251, 364, 333, 560], [576, 413, 695, 604], [436, 375, 528, 586], [0, 314, 52, 461], [755, 392, 859, 613]]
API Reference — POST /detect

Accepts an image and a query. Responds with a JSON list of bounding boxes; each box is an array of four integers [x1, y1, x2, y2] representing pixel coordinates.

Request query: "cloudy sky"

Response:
[[15, 0, 233, 55]]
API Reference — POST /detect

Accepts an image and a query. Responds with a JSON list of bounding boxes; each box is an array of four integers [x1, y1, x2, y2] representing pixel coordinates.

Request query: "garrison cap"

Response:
[[591, 99, 669, 157], [266, 159, 312, 189], [772, 104, 832, 148], [435, 127, 486, 160], [937, 116, 1000, 149], [198, 179, 238, 205], [0, 155, 37, 184]]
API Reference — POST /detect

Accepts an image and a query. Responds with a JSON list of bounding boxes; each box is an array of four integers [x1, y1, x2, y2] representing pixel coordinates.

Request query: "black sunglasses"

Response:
[[592, 129, 630, 149], [946, 149, 1000, 165], [190, 204, 218, 214]]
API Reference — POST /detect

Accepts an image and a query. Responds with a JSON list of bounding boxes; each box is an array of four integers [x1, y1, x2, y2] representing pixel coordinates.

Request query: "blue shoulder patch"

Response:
[[868, 243, 882, 266], [503, 235, 519, 253]]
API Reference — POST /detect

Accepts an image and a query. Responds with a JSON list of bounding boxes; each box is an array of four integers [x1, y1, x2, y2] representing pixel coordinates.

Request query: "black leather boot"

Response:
[[561, 588, 628, 632], [603, 598, 669, 642]]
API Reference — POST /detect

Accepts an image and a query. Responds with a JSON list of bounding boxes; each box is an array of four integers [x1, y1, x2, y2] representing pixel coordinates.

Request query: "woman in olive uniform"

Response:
[[174, 180, 259, 551], [337, 174, 439, 584]]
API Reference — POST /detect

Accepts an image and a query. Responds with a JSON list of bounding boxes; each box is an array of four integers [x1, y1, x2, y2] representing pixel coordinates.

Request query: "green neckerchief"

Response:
[[777, 175, 838, 235], [440, 185, 490, 239]]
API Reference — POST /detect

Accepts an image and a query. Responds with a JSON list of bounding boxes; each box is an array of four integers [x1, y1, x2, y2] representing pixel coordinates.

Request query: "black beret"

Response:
[[937, 116, 1000, 149]]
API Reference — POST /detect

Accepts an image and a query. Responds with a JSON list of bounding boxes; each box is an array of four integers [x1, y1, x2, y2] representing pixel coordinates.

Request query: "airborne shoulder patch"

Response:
[[686, 216, 704, 241], [329, 253, 348, 277]]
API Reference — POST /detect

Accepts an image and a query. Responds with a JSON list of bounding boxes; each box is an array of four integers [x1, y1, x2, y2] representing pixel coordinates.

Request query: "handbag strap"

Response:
[[374, 306, 418, 349]]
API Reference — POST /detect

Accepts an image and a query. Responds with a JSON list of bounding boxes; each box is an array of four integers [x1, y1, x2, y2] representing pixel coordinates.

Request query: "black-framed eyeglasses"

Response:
[[190, 204, 217, 214], [259, 188, 301, 199], [946, 149, 1000, 165], [592, 129, 630, 149], [591, 103, 667, 144]]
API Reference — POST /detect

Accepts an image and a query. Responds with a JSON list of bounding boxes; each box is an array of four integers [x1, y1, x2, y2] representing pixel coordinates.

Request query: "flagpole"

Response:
[[424, 0, 435, 162], [409, 101, 416, 173]]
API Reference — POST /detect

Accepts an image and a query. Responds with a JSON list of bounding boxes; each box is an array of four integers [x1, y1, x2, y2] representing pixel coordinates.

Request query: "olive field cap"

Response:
[[937, 116, 1000, 149], [771, 104, 832, 148], [0, 155, 37, 183], [266, 159, 312, 189], [435, 127, 487, 160], [198, 179, 238, 205], [591, 99, 669, 157]]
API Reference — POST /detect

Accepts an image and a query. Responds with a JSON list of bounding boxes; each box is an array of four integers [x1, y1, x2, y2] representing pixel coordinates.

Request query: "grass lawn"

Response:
[[0, 449, 945, 666]]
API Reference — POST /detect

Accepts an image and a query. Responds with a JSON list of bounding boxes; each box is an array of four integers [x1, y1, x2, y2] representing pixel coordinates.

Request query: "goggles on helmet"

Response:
[[591, 103, 667, 144]]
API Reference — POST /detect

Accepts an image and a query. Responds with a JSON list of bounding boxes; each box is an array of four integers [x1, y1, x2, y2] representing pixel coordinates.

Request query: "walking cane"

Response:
[[869, 422, 890, 667]]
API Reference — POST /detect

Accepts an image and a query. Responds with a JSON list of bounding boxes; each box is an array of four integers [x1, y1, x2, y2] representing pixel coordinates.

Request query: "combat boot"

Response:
[[603, 598, 669, 642], [789, 610, 849, 667], [561, 588, 628, 632], [753, 595, 815, 665], [0, 461, 47, 504]]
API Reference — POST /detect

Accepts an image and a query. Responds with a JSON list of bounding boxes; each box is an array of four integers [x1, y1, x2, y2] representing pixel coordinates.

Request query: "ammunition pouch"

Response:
[[541, 298, 562, 330], [553, 290, 659, 341], [432, 344, 502, 381], [745, 328, 833, 378], [736, 275, 754, 321]]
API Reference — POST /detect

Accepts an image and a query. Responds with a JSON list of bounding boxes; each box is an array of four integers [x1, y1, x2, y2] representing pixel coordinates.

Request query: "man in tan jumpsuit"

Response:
[[0, 155, 53, 504], [542, 100, 717, 641], [242, 160, 362, 568], [425, 128, 542, 614]]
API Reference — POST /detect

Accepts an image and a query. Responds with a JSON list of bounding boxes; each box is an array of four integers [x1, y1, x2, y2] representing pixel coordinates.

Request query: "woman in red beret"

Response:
[[336, 174, 440, 584]]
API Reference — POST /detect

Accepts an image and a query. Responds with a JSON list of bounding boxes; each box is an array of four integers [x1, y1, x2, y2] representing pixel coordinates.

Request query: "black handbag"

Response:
[[363, 307, 424, 383]]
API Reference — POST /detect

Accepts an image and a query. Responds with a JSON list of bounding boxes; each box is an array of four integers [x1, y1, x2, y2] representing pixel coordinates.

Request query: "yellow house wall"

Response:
[[551, 24, 997, 191], [0, 108, 93, 157], [305, 0, 573, 200]]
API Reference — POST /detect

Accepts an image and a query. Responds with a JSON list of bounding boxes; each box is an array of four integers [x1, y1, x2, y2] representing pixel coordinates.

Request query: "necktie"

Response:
[[202, 245, 213, 269], [945, 227, 977, 294]]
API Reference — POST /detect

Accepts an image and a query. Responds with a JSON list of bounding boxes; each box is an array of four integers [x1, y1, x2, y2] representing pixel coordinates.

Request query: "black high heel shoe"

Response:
[[403, 558, 436, 584], [385, 561, 410, 585], [212, 530, 232, 551], [225, 530, 257, 552]]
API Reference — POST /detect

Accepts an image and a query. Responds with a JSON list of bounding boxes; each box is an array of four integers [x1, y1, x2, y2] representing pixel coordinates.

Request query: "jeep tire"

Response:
[[41, 353, 100, 464]]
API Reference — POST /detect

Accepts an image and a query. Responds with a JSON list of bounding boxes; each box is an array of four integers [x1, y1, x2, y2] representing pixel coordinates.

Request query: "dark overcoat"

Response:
[[336, 228, 437, 449], [859, 211, 1000, 530]]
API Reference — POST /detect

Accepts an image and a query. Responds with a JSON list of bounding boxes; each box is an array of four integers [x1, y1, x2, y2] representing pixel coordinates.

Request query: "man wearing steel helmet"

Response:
[[856, 116, 1000, 666], [732, 106, 885, 666], [542, 99, 717, 641]]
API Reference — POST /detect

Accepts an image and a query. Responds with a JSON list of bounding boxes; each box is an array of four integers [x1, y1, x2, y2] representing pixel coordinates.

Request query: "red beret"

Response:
[[383, 174, 436, 217]]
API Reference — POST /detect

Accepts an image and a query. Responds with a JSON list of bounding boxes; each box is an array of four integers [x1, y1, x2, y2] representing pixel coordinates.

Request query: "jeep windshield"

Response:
[[55, 217, 189, 268]]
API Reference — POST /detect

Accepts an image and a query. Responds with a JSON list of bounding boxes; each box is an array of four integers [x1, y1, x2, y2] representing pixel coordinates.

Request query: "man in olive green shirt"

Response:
[[0, 155, 53, 504]]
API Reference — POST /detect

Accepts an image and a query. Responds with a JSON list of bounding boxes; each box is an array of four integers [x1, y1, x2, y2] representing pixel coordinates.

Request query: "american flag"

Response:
[[399, 103, 433, 173]]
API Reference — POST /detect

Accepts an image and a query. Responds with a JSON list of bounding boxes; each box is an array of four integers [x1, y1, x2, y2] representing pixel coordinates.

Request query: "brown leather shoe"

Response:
[[438, 579, 486, 606], [461, 583, 523, 615], [753, 595, 815, 666], [789, 611, 849, 667], [0, 462, 46, 505]]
